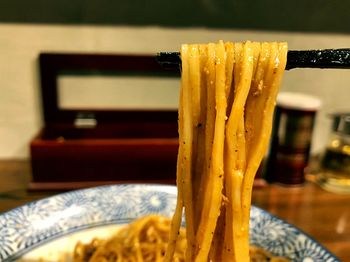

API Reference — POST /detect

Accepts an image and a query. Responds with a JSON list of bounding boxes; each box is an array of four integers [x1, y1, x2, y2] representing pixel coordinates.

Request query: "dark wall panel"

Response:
[[0, 0, 349, 34]]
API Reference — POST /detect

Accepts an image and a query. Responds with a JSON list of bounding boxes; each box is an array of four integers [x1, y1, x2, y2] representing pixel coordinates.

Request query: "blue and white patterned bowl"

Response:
[[0, 184, 339, 262]]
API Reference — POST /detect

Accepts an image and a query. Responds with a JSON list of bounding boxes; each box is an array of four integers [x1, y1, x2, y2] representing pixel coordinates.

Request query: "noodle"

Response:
[[73, 41, 289, 262], [74, 215, 186, 262], [166, 41, 288, 262], [73, 215, 289, 262]]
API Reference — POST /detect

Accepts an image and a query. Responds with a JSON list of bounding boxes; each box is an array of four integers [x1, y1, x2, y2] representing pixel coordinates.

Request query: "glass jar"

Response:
[[317, 113, 350, 193], [265, 92, 321, 185]]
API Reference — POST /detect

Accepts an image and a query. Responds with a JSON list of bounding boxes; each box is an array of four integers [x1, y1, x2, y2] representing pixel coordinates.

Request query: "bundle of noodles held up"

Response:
[[165, 41, 288, 262]]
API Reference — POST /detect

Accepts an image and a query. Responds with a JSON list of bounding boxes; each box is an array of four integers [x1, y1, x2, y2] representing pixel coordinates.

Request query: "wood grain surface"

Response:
[[0, 160, 349, 261]]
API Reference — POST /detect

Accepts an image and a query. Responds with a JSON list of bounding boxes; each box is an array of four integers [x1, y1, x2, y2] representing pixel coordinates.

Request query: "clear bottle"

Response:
[[317, 113, 350, 193]]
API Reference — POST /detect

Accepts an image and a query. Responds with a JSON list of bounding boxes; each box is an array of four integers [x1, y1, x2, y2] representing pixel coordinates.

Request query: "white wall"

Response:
[[0, 24, 350, 159]]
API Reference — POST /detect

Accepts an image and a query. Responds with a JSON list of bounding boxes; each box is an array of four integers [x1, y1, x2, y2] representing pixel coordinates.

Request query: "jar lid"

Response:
[[277, 92, 322, 111]]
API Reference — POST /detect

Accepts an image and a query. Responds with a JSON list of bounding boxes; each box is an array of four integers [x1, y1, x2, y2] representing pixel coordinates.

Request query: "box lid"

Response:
[[39, 53, 180, 128]]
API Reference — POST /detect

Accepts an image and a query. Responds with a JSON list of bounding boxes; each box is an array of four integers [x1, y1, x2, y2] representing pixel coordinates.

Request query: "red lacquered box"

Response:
[[30, 53, 180, 190]]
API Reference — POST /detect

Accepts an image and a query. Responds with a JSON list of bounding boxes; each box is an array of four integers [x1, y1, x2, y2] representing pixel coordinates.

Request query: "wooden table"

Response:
[[1, 160, 349, 261]]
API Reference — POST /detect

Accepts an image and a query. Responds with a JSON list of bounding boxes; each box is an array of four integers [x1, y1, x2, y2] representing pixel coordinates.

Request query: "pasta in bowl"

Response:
[[72, 214, 289, 262], [1, 184, 339, 262]]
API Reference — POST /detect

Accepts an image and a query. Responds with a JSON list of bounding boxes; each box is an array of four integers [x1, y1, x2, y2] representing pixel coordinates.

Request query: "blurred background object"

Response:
[[265, 92, 321, 185], [29, 53, 180, 189], [316, 113, 350, 193]]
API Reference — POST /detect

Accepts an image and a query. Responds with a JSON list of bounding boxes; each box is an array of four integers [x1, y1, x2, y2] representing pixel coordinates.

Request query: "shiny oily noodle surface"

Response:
[[165, 41, 288, 262], [73, 215, 289, 262]]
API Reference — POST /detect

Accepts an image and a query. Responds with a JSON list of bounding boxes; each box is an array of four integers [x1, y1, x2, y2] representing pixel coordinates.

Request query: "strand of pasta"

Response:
[[193, 42, 216, 259], [193, 44, 208, 232], [208, 207, 225, 261], [244, 42, 271, 159], [234, 42, 262, 262], [164, 44, 187, 262], [233, 42, 257, 261], [221, 42, 236, 262], [210, 45, 236, 259], [195, 40, 227, 262], [185, 44, 202, 261], [230, 43, 245, 262], [242, 43, 287, 240], [188, 44, 205, 236], [224, 41, 256, 261], [242, 42, 278, 232], [163, 118, 184, 262], [196, 43, 216, 239], [181, 44, 196, 262], [223, 43, 243, 261]]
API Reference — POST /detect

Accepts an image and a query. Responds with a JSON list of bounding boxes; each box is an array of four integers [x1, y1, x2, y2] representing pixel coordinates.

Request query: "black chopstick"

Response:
[[156, 49, 350, 71]]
